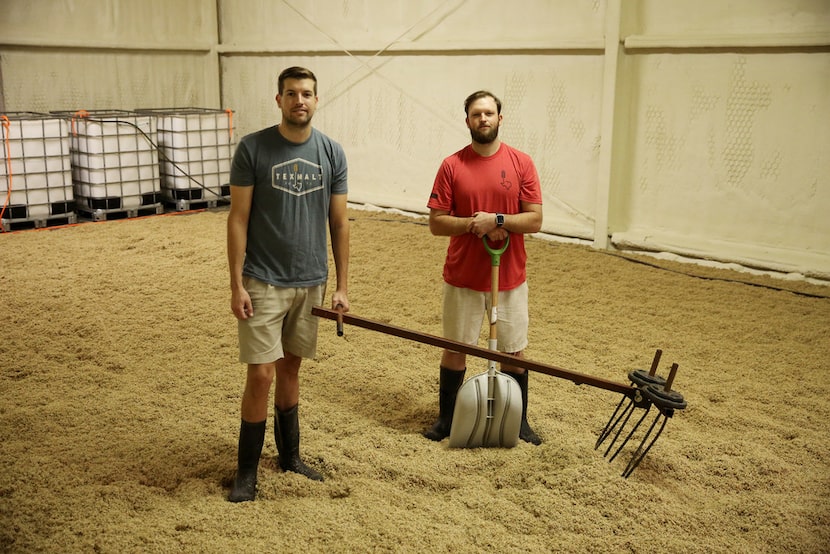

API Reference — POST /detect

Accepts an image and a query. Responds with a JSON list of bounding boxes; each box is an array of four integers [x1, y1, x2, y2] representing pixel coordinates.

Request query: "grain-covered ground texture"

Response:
[[1, 206, 828, 553]]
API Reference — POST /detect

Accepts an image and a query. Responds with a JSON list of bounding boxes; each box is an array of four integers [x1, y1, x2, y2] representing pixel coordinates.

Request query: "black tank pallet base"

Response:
[[1, 213, 78, 232], [77, 204, 164, 222], [165, 198, 229, 212]]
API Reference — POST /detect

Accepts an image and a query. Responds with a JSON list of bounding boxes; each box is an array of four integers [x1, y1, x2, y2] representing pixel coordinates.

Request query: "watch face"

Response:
[[497, 214, 504, 226]]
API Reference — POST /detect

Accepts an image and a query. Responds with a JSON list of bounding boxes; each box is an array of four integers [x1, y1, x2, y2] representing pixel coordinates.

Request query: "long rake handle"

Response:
[[312, 306, 635, 397]]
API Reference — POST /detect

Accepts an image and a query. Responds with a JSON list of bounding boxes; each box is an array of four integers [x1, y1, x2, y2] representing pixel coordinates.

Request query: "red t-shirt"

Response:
[[427, 143, 543, 292]]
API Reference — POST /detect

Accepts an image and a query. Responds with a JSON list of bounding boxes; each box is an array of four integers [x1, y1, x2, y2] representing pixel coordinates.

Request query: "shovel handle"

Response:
[[483, 234, 509, 266]]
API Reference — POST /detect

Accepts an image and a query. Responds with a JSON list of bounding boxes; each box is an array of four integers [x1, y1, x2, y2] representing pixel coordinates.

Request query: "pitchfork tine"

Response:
[[595, 395, 629, 449], [607, 405, 652, 462], [621, 411, 670, 478]]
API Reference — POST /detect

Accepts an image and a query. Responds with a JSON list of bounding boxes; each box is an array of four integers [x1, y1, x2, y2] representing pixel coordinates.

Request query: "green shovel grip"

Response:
[[483, 234, 509, 266]]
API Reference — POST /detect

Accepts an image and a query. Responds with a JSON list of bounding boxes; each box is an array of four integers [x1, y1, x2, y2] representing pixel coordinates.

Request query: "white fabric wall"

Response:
[[612, 0, 830, 278], [1, 0, 828, 279], [0, 0, 220, 111]]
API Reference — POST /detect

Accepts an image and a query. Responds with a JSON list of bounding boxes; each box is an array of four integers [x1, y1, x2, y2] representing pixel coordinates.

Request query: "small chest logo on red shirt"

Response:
[[500, 169, 512, 191]]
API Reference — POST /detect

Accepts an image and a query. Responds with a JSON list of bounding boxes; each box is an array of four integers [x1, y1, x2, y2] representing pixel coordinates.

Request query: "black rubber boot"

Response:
[[228, 419, 266, 502], [275, 405, 323, 482], [507, 370, 542, 445], [423, 366, 466, 441]]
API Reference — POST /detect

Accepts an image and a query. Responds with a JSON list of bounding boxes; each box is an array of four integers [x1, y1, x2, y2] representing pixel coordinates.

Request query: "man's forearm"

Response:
[[227, 219, 248, 290], [501, 210, 542, 234], [429, 213, 473, 237], [331, 226, 350, 293]]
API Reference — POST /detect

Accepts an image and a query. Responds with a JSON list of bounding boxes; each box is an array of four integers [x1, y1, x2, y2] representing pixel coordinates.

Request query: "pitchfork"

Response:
[[594, 349, 688, 477], [313, 307, 688, 478]]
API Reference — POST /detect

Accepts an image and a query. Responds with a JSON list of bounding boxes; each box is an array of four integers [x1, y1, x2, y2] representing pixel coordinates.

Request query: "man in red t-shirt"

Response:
[[424, 90, 543, 445]]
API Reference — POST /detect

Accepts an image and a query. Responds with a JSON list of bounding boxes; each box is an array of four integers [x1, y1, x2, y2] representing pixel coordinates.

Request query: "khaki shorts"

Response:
[[442, 281, 529, 353], [237, 276, 326, 364]]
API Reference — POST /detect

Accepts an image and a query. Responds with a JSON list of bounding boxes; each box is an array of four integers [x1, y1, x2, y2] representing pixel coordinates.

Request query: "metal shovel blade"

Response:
[[448, 370, 522, 448]]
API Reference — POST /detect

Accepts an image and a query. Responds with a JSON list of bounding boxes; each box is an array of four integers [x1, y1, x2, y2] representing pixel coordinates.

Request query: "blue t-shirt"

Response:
[[230, 126, 348, 287]]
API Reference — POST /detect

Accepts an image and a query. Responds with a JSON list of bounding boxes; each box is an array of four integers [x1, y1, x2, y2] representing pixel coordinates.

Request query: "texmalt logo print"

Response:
[[271, 158, 324, 196]]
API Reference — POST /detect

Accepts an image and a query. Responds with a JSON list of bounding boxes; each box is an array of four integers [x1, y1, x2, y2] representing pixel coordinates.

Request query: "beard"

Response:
[[469, 123, 499, 145], [283, 109, 314, 128]]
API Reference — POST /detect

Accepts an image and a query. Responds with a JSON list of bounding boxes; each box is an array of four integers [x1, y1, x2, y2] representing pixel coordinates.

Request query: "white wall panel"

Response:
[[632, 0, 830, 36], [2, 51, 216, 113], [0, 0, 214, 48], [614, 50, 830, 277], [220, 0, 450, 50], [408, 0, 605, 47], [219, 0, 604, 50]]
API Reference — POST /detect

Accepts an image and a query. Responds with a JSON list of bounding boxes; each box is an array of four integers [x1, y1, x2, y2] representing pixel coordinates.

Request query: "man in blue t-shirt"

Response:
[[226, 66, 350, 502]]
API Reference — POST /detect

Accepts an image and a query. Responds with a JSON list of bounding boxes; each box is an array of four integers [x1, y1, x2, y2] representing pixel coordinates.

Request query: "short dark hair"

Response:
[[278, 66, 318, 95], [464, 90, 502, 116]]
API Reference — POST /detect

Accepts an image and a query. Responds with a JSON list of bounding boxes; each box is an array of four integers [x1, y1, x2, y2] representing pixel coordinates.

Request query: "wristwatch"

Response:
[[495, 213, 505, 228]]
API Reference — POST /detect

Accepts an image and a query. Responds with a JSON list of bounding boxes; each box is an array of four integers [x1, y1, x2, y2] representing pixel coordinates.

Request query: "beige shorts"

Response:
[[442, 281, 529, 353], [237, 276, 326, 364]]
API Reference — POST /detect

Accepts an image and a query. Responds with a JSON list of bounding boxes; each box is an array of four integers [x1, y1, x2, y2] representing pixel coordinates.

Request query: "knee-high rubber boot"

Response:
[[507, 370, 542, 445], [275, 405, 323, 482], [423, 366, 466, 441], [228, 419, 266, 502]]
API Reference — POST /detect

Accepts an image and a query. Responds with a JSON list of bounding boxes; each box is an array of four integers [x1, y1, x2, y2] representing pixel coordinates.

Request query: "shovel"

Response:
[[448, 235, 522, 448]]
